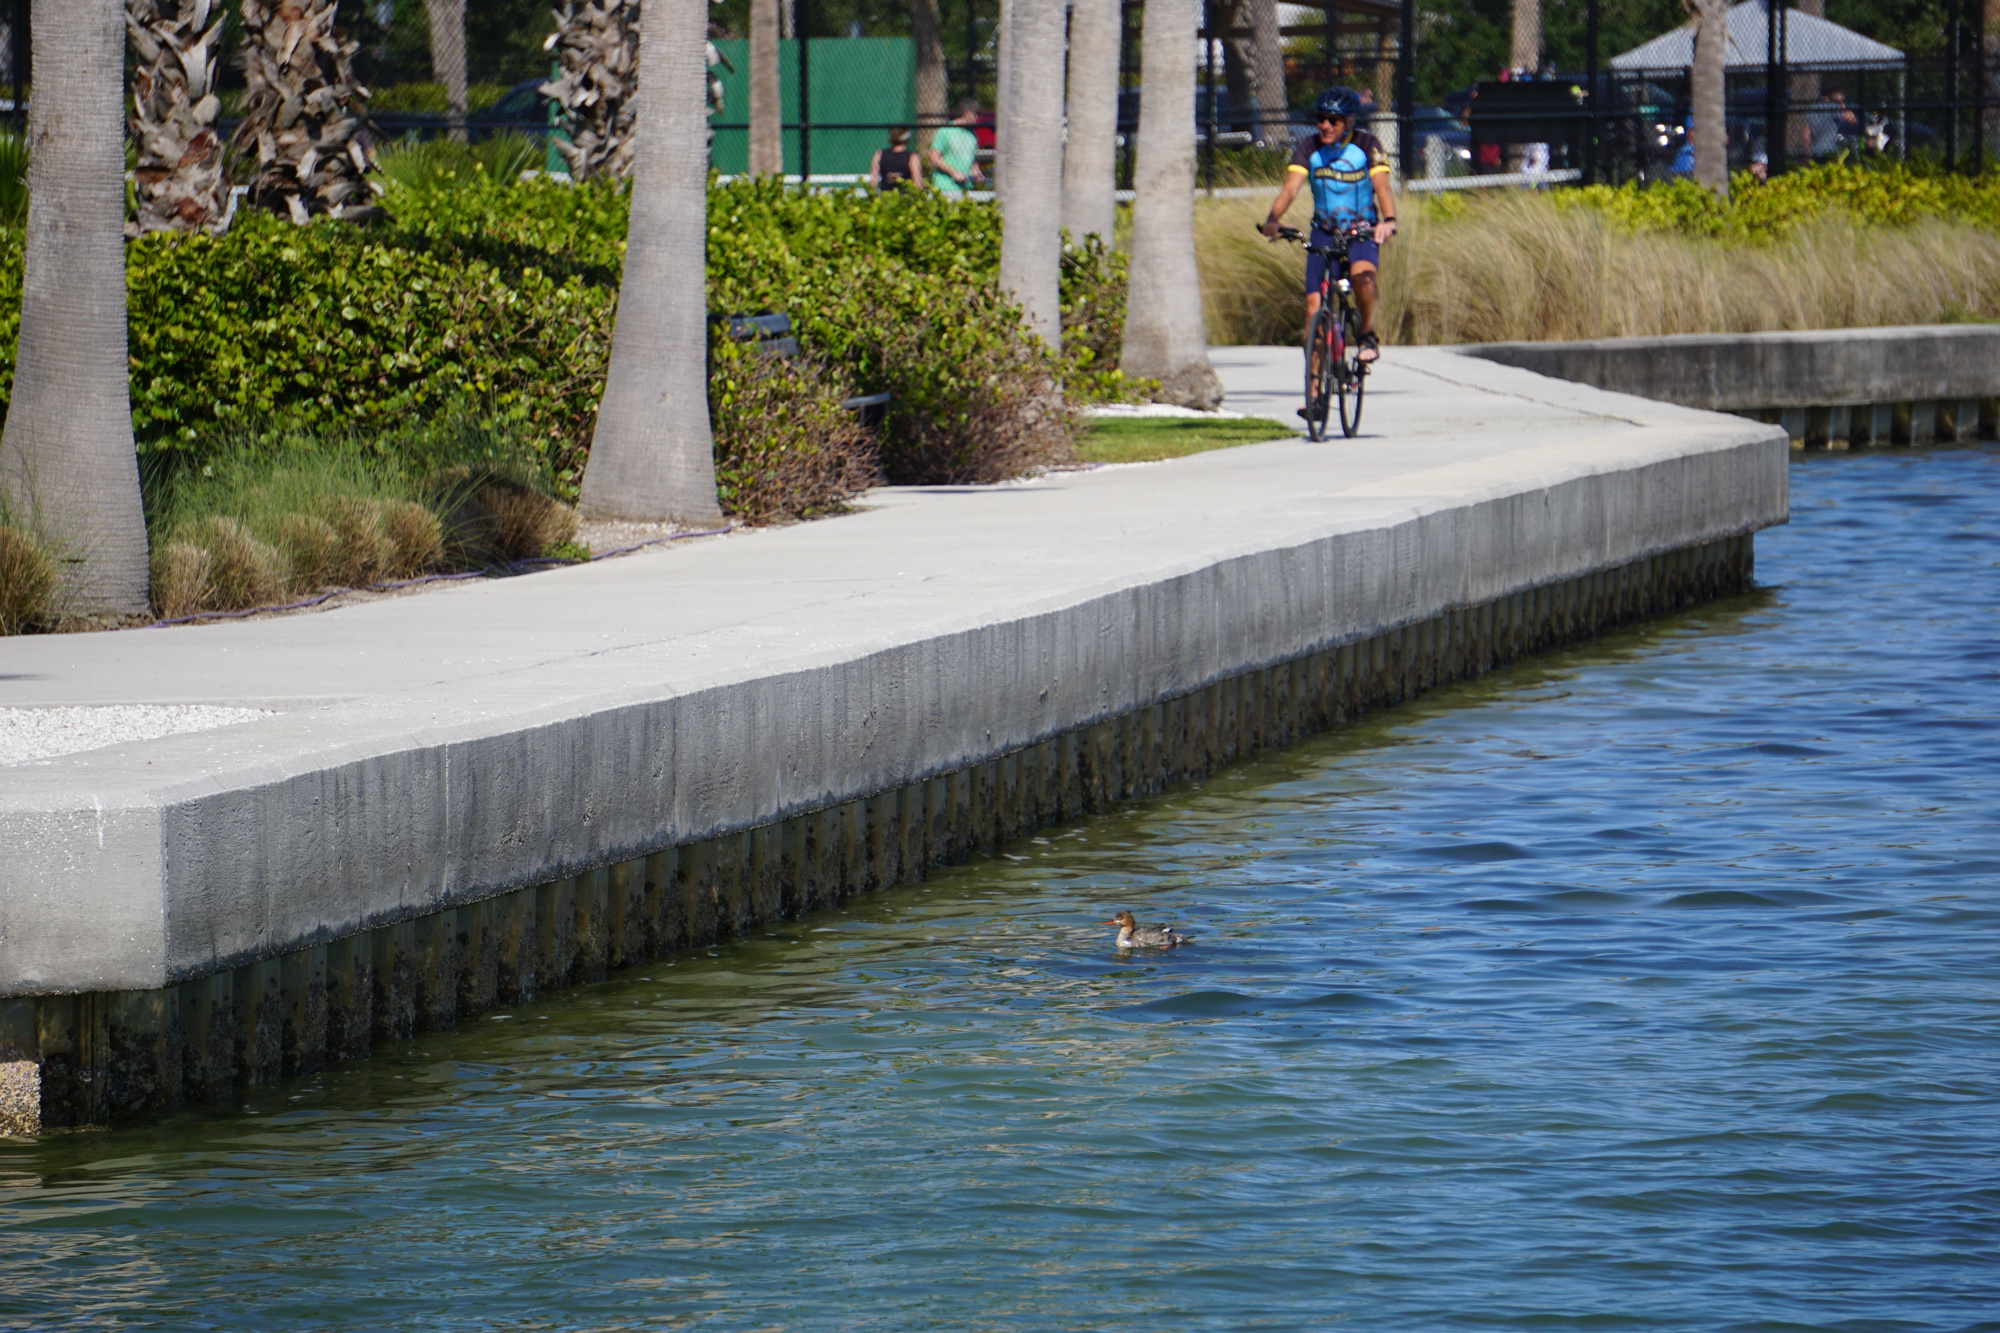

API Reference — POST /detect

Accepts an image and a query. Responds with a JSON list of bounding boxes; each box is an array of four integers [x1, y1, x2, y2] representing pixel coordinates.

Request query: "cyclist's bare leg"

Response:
[[1350, 260, 1380, 363]]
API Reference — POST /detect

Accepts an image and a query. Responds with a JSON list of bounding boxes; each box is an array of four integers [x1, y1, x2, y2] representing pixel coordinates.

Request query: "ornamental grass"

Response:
[[0, 524, 55, 635], [1198, 163, 2000, 346]]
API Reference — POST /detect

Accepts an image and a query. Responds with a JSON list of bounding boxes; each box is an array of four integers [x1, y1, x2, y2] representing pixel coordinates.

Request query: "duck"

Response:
[[1103, 910, 1196, 949]]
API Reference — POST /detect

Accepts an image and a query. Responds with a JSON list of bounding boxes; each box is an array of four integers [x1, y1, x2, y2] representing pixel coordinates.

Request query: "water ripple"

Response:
[[2, 446, 1998, 1331]]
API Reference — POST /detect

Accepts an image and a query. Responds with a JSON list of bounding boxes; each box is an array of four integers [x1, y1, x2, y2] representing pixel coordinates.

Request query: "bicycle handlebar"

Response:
[[1264, 221, 1378, 243]]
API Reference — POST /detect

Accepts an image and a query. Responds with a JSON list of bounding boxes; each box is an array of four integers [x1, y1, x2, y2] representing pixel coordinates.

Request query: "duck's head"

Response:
[[1101, 911, 1137, 929]]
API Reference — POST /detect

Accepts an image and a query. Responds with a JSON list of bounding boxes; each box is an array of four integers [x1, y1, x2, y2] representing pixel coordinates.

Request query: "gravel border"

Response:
[[0, 705, 277, 767]]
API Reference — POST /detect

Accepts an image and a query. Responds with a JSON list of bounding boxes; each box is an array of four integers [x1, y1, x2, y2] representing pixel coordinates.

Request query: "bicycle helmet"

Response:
[[1314, 87, 1362, 122]]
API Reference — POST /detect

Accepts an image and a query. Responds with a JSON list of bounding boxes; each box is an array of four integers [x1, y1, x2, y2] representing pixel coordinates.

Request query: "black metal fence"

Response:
[[5, 0, 1993, 188]]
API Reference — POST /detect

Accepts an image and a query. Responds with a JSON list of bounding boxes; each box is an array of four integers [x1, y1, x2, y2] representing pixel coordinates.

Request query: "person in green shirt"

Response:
[[928, 100, 986, 196]]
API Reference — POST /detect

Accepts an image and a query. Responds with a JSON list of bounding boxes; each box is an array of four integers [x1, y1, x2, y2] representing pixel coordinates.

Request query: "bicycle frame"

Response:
[[1274, 219, 1372, 440]]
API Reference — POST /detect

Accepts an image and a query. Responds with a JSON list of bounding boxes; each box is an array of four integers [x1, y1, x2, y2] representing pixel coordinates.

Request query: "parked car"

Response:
[[1408, 103, 1471, 172]]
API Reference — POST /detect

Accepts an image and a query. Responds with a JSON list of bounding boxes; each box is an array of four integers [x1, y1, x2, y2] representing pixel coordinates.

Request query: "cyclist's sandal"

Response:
[[1357, 331, 1380, 364]]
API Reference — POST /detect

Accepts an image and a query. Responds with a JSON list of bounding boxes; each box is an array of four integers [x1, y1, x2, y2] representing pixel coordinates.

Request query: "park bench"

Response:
[[716, 312, 893, 427]]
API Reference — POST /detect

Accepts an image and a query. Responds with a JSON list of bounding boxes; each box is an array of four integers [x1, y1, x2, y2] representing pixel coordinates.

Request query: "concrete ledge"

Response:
[[0, 348, 1789, 1130], [1462, 325, 2000, 412]]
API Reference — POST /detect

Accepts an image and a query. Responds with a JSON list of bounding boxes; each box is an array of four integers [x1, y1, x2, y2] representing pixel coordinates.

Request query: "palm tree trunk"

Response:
[[1787, 0, 1823, 158], [1510, 0, 1540, 72], [126, 0, 227, 234], [424, 0, 469, 142], [579, 0, 722, 523], [998, 0, 1066, 343], [1245, 0, 1286, 147], [912, 0, 946, 154], [546, 0, 644, 181], [1120, 0, 1222, 408], [995, 0, 1015, 211], [1062, 0, 1120, 243], [0, 0, 150, 616], [1985, 0, 1999, 160], [1502, 0, 1541, 171], [1686, 0, 1728, 198], [748, 0, 781, 174]]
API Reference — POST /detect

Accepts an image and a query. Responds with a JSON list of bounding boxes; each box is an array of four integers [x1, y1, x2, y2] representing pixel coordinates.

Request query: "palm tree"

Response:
[[1685, 0, 1728, 198], [234, 0, 376, 221], [578, 0, 723, 523], [911, 0, 947, 154], [1510, 0, 1541, 75], [1244, 0, 1287, 147], [1120, 0, 1222, 408], [424, 0, 469, 142], [0, 0, 151, 616], [545, 0, 644, 181], [995, 0, 1015, 211], [997, 0, 1067, 343], [1507, 0, 1541, 169], [126, 0, 227, 234], [1986, 0, 2000, 161], [748, 0, 781, 174], [1062, 0, 1120, 243]]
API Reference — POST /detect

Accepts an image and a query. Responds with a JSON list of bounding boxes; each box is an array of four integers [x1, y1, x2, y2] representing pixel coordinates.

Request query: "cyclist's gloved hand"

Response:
[[1259, 218, 1283, 239], [1374, 217, 1398, 244]]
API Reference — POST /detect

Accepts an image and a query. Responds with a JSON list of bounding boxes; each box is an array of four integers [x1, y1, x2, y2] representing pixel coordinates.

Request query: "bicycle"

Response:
[[1271, 221, 1372, 440]]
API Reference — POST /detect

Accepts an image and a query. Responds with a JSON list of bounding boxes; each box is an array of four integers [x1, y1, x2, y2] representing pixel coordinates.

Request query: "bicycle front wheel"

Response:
[[1304, 306, 1339, 442], [1337, 306, 1366, 438]]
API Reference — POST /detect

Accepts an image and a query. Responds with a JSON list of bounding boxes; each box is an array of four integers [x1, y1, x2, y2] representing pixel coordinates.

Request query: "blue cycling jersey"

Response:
[[1288, 129, 1389, 227]]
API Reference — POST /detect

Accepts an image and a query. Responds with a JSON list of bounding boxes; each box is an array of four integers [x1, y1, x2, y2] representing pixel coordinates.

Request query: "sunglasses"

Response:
[[1317, 115, 1348, 125]]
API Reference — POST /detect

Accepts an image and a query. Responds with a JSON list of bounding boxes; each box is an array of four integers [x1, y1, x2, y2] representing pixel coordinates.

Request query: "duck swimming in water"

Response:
[[1103, 910, 1195, 949]]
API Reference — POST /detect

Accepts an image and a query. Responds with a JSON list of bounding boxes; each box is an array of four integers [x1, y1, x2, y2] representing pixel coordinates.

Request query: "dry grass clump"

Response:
[[158, 516, 285, 617], [149, 453, 463, 618], [432, 469, 579, 563], [0, 526, 57, 634], [1195, 191, 2000, 346], [1195, 195, 1317, 347]]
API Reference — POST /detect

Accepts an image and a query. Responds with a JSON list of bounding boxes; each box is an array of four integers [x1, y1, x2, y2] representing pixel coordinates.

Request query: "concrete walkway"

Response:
[[3, 347, 1705, 713], [0, 346, 1787, 1005]]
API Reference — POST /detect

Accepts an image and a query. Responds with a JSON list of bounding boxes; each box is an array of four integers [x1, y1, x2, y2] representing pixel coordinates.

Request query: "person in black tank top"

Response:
[[871, 128, 924, 192]]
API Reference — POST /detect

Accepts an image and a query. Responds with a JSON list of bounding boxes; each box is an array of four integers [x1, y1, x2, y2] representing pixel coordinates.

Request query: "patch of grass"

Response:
[[1077, 416, 1294, 464], [1196, 185, 2000, 346], [144, 420, 578, 619], [0, 524, 56, 634], [375, 131, 544, 196]]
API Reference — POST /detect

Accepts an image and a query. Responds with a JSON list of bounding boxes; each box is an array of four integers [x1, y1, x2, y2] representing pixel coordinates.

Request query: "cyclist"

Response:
[[1259, 87, 1397, 367]]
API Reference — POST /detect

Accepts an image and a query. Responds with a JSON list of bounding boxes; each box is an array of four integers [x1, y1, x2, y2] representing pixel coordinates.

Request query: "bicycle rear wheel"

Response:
[[1304, 306, 1338, 442], [1337, 305, 1366, 438]]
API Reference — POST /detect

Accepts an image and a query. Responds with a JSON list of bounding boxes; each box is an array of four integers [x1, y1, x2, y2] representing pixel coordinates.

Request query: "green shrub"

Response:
[[709, 339, 881, 522], [0, 131, 26, 229], [1557, 161, 2000, 242], [120, 211, 615, 490], [706, 177, 1099, 480], [0, 176, 1133, 532]]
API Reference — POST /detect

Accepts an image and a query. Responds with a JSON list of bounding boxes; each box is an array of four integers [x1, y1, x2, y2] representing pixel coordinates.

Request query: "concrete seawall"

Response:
[[1464, 326, 2000, 449], [0, 348, 1788, 1133]]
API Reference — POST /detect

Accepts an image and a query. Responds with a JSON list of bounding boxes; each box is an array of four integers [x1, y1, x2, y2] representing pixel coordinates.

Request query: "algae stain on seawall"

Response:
[[0, 445, 1995, 1332]]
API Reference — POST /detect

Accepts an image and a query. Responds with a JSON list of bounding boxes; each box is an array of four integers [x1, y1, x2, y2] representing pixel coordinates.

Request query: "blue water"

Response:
[[4, 446, 1998, 1332]]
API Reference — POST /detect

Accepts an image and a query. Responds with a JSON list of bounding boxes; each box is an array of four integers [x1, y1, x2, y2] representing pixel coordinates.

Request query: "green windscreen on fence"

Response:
[[710, 37, 915, 177]]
